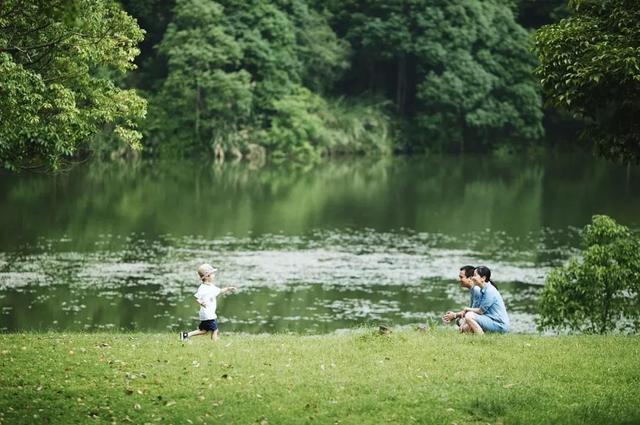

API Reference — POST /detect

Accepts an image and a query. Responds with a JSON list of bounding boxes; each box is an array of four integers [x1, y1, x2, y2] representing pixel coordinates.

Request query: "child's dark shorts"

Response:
[[199, 319, 218, 332]]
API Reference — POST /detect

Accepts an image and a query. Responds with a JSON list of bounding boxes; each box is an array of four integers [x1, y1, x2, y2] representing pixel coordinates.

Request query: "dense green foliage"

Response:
[[323, 0, 545, 152], [0, 0, 147, 170], [2, 331, 640, 424], [120, 0, 546, 159], [538, 215, 640, 334], [149, 0, 254, 157], [535, 0, 640, 163], [146, 0, 393, 159], [1, 0, 590, 166]]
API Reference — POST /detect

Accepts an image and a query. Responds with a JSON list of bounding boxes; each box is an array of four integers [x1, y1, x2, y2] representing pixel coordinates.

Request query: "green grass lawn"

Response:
[[1, 328, 639, 424]]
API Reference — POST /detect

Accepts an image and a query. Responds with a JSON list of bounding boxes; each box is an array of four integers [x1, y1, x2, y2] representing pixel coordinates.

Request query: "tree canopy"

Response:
[[147, 0, 544, 158], [148, 0, 362, 158], [535, 0, 640, 163], [0, 0, 147, 170], [0, 0, 559, 167], [317, 0, 544, 152]]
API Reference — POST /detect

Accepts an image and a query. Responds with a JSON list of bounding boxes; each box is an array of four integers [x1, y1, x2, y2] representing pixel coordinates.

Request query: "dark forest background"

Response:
[[115, 0, 576, 160]]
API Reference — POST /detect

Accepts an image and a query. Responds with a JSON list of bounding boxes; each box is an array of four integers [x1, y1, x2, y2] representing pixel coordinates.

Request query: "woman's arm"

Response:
[[463, 307, 482, 315], [442, 311, 457, 322], [444, 309, 469, 322]]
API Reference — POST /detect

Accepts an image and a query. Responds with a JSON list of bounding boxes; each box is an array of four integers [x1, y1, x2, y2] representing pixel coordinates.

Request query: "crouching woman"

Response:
[[460, 266, 509, 334]]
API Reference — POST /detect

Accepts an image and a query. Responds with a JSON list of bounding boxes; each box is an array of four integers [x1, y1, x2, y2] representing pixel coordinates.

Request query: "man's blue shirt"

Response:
[[469, 284, 482, 308], [478, 282, 510, 328]]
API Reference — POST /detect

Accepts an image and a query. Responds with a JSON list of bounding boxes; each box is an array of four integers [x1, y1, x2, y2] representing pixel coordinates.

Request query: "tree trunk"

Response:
[[459, 113, 465, 154], [601, 280, 611, 334], [368, 60, 375, 91], [195, 76, 200, 142], [626, 161, 631, 193], [396, 55, 406, 115]]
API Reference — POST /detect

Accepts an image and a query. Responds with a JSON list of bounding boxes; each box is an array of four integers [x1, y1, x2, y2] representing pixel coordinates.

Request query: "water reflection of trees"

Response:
[[0, 155, 638, 251]]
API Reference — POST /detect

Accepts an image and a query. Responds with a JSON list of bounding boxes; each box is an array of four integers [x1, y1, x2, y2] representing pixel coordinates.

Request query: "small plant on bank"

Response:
[[537, 215, 640, 334]]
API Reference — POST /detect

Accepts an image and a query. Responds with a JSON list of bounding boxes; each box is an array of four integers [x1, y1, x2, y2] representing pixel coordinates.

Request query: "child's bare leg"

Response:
[[211, 329, 219, 342], [188, 329, 207, 338]]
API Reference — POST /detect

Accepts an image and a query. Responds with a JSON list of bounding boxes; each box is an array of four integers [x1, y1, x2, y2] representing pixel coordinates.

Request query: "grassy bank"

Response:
[[1, 329, 639, 424]]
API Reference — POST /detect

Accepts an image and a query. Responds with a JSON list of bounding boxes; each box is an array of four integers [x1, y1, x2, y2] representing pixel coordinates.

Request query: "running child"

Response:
[[180, 263, 236, 342]]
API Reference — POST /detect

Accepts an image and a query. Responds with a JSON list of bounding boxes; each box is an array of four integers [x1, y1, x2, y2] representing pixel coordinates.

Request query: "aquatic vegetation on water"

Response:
[[0, 229, 565, 333]]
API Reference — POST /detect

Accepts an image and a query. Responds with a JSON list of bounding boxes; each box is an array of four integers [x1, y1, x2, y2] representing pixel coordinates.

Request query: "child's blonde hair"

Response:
[[197, 263, 217, 282]]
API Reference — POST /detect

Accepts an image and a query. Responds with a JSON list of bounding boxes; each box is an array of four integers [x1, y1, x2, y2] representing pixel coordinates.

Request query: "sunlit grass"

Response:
[[1, 329, 638, 424]]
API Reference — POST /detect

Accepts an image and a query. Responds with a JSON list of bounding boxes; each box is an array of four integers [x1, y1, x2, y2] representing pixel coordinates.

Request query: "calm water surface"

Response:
[[1, 154, 639, 333]]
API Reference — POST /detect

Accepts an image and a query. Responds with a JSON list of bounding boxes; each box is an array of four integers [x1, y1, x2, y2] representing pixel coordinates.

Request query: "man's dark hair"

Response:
[[460, 265, 475, 278]]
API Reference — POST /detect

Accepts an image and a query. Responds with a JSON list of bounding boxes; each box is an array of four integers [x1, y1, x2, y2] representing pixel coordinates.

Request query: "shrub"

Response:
[[537, 215, 640, 334]]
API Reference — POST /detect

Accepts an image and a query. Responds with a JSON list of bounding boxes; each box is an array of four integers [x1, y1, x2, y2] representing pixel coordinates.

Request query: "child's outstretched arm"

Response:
[[221, 287, 236, 294]]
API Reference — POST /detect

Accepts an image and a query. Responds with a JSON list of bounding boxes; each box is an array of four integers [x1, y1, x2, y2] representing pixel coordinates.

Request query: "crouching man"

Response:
[[442, 265, 481, 330]]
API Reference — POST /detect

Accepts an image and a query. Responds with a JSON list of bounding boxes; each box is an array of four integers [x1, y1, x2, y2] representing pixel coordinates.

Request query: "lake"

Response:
[[1, 153, 639, 334]]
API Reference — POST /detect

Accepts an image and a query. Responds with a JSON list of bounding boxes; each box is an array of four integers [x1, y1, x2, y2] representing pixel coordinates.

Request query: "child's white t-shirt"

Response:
[[194, 284, 222, 320]]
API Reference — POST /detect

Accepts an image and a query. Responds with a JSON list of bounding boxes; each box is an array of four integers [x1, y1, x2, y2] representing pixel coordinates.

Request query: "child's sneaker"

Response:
[[179, 331, 188, 341]]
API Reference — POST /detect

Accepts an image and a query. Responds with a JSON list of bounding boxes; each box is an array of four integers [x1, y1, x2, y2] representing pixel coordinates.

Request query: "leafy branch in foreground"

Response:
[[0, 0, 147, 170], [534, 0, 640, 163]]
